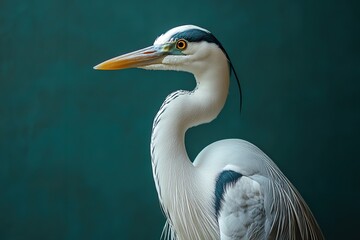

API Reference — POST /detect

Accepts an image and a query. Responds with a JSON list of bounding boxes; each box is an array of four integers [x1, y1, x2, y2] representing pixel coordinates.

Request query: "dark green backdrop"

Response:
[[1, 0, 359, 239]]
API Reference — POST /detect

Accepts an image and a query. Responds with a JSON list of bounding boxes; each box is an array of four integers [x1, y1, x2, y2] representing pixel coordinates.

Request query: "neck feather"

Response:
[[150, 59, 230, 239]]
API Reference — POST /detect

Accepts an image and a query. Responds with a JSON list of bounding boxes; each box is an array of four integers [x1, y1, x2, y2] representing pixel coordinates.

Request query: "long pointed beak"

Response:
[[93, 46, 166, 70]]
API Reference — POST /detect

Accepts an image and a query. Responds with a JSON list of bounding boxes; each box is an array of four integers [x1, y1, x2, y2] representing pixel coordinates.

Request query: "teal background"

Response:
[[1, 0, 359, 239]]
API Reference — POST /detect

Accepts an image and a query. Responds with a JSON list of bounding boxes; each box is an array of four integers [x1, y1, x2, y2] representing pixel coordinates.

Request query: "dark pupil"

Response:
[[178, 41, 184, 48]]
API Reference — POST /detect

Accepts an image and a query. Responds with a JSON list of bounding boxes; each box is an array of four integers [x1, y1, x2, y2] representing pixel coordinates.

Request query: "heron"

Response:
[[94, 25, 324, 240]]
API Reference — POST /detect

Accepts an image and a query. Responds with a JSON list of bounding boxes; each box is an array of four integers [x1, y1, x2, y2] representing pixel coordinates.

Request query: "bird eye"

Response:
[[176, 39, 187, 50]]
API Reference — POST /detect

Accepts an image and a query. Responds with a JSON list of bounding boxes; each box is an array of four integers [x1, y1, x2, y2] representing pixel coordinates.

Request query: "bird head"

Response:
[[94, 25, 242, 109], [94, 25, 231, 75]]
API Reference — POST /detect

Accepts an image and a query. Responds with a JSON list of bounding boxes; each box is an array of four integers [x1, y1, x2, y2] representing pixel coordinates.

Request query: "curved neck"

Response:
[[150, 61, 230, 239], [151, 66, 230, 173]]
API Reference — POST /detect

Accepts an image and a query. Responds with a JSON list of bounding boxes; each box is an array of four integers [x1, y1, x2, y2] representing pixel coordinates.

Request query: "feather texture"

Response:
[[146, 25, 324, 240]]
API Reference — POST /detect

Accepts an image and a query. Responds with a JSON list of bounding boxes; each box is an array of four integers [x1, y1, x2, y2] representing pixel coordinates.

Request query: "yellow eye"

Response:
[[176, 39, 187, 50]]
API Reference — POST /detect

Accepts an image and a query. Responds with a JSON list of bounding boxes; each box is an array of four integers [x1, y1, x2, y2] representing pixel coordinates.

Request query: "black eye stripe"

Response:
[[171, 29, 228, 58]]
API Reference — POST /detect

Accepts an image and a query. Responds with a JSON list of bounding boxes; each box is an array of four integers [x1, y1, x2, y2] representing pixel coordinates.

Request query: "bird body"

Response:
[[95, 25, 324, 240]]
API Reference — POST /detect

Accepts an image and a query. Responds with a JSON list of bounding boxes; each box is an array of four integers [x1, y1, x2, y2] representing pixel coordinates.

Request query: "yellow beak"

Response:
[[93, 46, 166, 70]]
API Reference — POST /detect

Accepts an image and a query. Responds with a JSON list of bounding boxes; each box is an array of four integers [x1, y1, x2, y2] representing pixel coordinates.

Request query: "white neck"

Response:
[[150, 56, 230, 239]]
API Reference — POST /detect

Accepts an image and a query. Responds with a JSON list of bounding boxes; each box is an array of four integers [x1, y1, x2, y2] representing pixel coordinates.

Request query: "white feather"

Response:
[[141, 25, 324, 240]]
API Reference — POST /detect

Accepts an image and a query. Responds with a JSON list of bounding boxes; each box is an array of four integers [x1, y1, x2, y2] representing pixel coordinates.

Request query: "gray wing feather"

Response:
[[214, 140, 324, 240], [258, 154, 324, 240]]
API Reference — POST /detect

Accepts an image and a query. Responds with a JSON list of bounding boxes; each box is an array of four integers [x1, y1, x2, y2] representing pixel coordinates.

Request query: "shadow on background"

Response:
[[0, 0, 359, 239]]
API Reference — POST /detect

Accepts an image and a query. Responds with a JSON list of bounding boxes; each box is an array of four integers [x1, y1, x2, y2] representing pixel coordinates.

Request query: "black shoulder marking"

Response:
[[214, 170, 242, 218]]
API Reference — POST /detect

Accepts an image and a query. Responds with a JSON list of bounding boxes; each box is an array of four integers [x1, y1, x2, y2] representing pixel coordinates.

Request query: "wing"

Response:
[[216, 172, 266, 239], [194, 139, 324, 240]]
